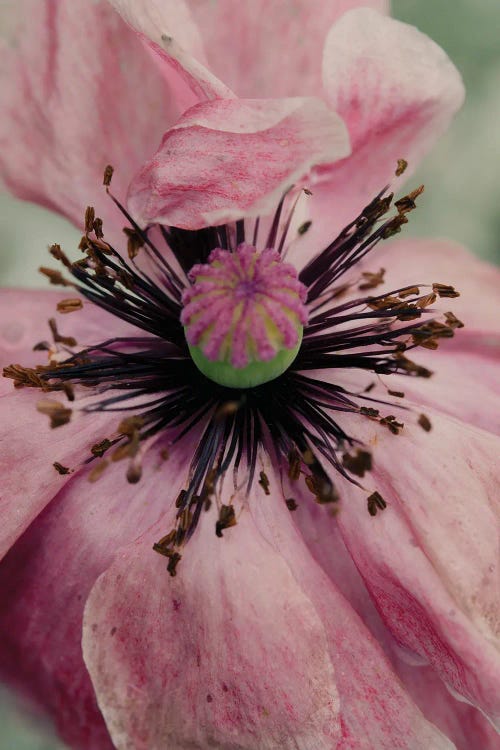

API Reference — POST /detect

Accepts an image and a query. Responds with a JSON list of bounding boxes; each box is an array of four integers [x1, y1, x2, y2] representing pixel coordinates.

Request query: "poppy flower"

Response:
[[1, 2, 499, 749]]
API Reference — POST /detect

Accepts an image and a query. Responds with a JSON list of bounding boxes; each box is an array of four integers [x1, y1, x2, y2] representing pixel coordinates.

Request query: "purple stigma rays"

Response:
[[181, 244, 308, 387]]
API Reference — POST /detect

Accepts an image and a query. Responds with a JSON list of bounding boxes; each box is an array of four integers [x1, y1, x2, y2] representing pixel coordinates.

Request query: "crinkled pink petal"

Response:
[[397, 662, 500, 750], [108, 0, 233, 100], [83, 467, 453, 750], [173, 0, 389, 99], [0, 289, 138, 558], [310, 8, 464, 240], [0, 0, 184, 244], [128, 97, 351, 229], [0, 443, 191, 749], [331, 410, 500, 729], [295, 499, 498, 749]]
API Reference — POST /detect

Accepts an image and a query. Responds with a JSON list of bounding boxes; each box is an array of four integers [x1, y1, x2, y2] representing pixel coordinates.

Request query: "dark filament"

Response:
[[4, 174, 462, 574]]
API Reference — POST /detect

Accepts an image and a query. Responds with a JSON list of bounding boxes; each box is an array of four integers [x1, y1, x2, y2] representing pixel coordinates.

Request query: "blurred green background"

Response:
[[0, 1, 499, 748]]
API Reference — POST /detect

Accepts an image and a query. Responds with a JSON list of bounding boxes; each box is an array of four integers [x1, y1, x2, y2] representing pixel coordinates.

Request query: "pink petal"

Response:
[[0, 443, 191, 749], [128, 97, 351, 229], [0, 0, 184, 244], [168, 0, 389, 99], [295, 498, 498, 749], [0, 289, 137, 557], [108, 0, 232, 100], [372, 238, 500, 336], [311, 8, 465, 239], [333, 409, 500, 729], [84, 467, 453, 749]]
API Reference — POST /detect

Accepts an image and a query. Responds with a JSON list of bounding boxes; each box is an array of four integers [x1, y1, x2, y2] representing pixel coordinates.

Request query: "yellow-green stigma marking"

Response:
[[181, 243, 308, 388]]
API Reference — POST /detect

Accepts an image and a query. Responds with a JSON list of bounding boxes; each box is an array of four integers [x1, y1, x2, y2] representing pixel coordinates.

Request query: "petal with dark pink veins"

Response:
[[149, 0, 389, 99], [83, 468, 454, 750], [127, 97, 350, 230], [0, 0, 184, 244], [0, 444, 190, 749], [333, 410, 500, 729], [310, 8, 465, 241]]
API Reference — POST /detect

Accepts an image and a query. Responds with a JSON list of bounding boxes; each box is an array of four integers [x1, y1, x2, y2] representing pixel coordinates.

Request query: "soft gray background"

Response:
[[1, 0, 499, 748]]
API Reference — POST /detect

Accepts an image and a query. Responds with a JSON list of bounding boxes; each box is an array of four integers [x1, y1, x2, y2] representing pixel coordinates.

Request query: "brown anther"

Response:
[[305, 473, 338, 504], [258, 470, 270, 495], [379, 415, 404, 435], [398, 286, 420, 299], [418, 414, 432, 432], [367, 295, 401, 311], [85, 206, 95, 234], [57, 298, 83, 314], [381, 214, 408, 239], [49, 243, 72, 268], [342, 449, 372, 478], [175, 490, 187, 509], [416, 293, 437, 309], [285, 498, 298, 511], [39, 267, 72, 287], [215, 505, 237, 538], [432, 283, 460, 299], [88, 459, 109, 482], [393, 353, 433, 378], [287, 448, 301, 481], [78, 235, 90, 252], [444, 311, 464, 329], [123, 227, 145, 260], [303, 188, 313, 196], [359, 268, 385, 291], [93, 217, 104, 238], [62, 382, 75, 402], [33, 341, 51, 352], [388, 390, 405, 398], [167, 552, 182, 577], [48, 318, 77, 347], [118, 416, 144, 436], [395, 159, 408, 176], [53, 462, 71, 475], [367, 491, 387, 516], [127, 461, 142, 484], [103, 164, 114, 186], [3, 364, 47, 389], [394, 185, 424, 215], [360, 194, 393, 225], [298, 220, 312, 235], [91, 438, 112, 458], [360, 406, 380, 418], [36, 398, 72, 428]]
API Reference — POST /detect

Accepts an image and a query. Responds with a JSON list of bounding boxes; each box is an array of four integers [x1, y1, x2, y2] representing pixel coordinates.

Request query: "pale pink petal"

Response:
[[295, 499, 498, 749], [0, 289, 139, 557], [372, 238, 500, 337], [390, 347, 500, 436], [108, 0, 233, 100], [180, 0, 389, 99], [332, 410, 500, 728], [128, 97, 351, 229], [0, 443, 190, 749], [84, 467, 453, 750], [0, 0, 184, 244], [397, 662, 500, 750], [0, 288, 137, 372], [311, 8, 464, 239]]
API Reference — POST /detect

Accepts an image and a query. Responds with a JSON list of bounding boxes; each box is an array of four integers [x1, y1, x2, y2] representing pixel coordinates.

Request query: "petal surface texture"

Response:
[[83, 472, 454, 750], [128, 97, 350, 229], [312, 8, 465, 239], [0, 0, 184, 243]]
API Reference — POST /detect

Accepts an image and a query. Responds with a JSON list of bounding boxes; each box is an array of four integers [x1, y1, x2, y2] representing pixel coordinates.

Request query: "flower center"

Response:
[[181, 243, 308, 388]]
